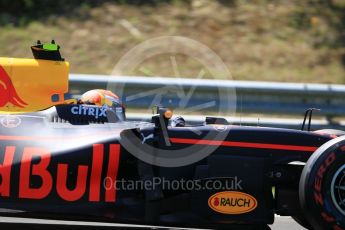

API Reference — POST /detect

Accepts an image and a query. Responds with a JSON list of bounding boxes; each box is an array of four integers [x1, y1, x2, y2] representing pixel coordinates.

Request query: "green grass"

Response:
[[0, 0, 344, 83]]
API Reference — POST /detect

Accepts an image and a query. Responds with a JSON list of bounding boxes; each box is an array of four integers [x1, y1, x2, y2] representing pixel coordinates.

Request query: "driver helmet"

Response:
[[80, 89, 125, 120]]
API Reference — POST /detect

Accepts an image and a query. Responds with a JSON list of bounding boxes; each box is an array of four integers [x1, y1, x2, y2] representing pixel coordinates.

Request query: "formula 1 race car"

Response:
[[0, 41, 344, 230]]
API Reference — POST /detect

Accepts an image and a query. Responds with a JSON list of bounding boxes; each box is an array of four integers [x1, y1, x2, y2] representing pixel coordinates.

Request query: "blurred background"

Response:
[[0, 2, 344, 228], [0, 0, 344, 83]]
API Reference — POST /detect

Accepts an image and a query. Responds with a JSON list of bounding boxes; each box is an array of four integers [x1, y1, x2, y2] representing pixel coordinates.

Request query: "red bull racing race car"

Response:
[[0, 41, 344, 230]]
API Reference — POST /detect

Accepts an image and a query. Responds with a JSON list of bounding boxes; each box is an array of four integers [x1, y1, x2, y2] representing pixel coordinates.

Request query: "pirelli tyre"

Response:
[[315, 129, 345, 137], [299, 135, 345, 230]]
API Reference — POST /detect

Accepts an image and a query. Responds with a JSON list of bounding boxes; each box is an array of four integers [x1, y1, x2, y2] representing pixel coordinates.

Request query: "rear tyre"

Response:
[[299, 136, 345, 229], [315, 129, 345, 136]]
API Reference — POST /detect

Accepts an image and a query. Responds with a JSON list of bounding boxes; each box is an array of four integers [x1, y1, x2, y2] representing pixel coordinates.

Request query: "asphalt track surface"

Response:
[[0, 216, 305, 230]]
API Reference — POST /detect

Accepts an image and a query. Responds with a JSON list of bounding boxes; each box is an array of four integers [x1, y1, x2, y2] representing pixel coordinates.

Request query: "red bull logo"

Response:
[[0, 65, 27, 108], [0, 144, 120, 202]]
